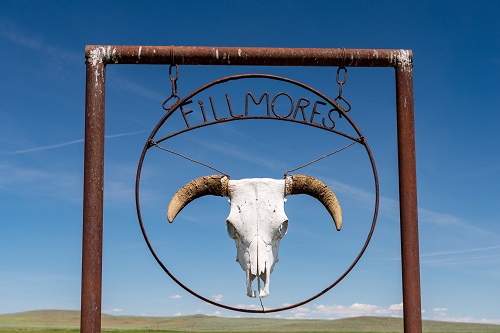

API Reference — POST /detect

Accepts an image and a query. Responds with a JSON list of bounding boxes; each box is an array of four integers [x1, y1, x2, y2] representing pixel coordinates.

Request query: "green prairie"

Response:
[[0, 310, 499, 333]]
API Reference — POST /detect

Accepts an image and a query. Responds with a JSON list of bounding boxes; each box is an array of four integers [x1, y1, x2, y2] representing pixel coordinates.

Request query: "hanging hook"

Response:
[[162, 61, 181, 111]]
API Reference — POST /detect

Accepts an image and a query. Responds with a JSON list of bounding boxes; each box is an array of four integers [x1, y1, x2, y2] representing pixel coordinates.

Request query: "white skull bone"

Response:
[[167, 174, 342, 298], [226, 178, 289, 297]]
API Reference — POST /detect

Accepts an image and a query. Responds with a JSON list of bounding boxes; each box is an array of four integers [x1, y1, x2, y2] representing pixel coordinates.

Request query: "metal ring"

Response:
[[334, 95, 352, 113], [161, 94, 180, 111], [136, 74, 379, 313], [169, 64, 179, 82], [336, 66, 348, 85]]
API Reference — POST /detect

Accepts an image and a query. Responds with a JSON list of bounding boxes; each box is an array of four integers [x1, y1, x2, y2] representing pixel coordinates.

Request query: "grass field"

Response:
[[0, 310, 499, 333]]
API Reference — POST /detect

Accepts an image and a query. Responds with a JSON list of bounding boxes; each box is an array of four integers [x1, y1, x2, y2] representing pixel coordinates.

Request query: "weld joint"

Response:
[[87, 46, 118, 66]]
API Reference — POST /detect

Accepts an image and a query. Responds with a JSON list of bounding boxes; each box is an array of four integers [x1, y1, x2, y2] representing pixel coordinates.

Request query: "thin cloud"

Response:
[[419, 207, 494, 236], [0, 19, 80, 65], [234, 303, 270, 311], [420, 244, 500, 266], [212, 294, 223, 302], [421, 254, 500, 266], [209, 311, 222, 316], [1, 19, 161, 100], [276, 302, 404, 319], [169, 295, 182, 299], [2, 130, 147, 155], [433, 307, 448, 314], [280, 302, 500, 323], [199, 141, 287, 172], [0, 162, 81, 201], [2, 139, 84, 155], [328, 177, 496, 238], [421, 245, 500, 257], [311, 302, 404, 318], [111, 76, 164, 101], [432, 315, 500, 325]]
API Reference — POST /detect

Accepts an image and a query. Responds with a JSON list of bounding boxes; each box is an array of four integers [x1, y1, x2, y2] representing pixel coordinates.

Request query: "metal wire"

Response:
[[150, 140, 228, 176], [259, 295, 265, 313], [284, 141, 358, 177]]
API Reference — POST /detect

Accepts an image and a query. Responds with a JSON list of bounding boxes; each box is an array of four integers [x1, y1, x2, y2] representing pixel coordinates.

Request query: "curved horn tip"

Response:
[[335, 219, 342, 231], [289, 174, 343, 231], [167, 210, 175, 223]]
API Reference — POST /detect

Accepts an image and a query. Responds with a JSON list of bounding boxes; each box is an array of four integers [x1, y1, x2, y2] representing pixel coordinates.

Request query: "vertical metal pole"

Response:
[[395, 55, 422, 333], [81, 60, 106, 333]]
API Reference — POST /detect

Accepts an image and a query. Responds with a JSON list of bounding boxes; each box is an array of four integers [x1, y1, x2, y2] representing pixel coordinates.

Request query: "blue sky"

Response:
[[1, 0, 499, 325]]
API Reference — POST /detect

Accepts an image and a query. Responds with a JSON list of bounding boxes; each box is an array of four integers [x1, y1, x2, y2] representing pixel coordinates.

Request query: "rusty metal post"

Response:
[[395, 51, 422, 333], [81, 59, 106, 333]]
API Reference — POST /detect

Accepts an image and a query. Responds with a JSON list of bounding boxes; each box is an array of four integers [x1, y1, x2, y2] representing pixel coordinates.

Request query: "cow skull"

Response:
[[167, 174, 342, 298]]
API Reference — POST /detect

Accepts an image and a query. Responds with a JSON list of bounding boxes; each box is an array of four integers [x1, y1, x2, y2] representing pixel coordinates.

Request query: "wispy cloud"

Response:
[[0, 131, 149, 202], [209, 311, 222, 316], [198, 141, 288, 173], [212, 294, 223, 302], [169, 295, 182, 299], [112, 76, 164, 101], [0, 19, 163, 100], [327, 177, 497, 241], [278, 302, 404, 320], [0, 162, 82, 201], [418, 207, 494, 236], [1, 130, 147, 156], [421, 245, 500, 258], [421, 255, 500, 266], [277, 302, 500, 324], [430, 307, 500, 325], [312, 302, 404, 318], [0, 19, 80, 65], [2, 139, 84, 155]]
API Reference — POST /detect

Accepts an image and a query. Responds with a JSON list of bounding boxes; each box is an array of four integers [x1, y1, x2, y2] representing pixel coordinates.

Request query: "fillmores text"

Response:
[[178, 91, 341, 130]]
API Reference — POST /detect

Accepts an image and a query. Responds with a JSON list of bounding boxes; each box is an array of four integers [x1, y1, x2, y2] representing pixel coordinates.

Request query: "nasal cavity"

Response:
[[226, 220, 237, 239], [279, 220, 288, 237]]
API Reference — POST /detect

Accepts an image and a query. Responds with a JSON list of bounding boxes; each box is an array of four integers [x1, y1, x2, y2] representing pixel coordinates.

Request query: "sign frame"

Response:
[[82, 46, 420, 333]]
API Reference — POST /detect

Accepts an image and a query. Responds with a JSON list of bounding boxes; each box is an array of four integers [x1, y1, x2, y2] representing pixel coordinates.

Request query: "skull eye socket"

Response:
[[226, 220, 237, 239], [278, 220, 288, 238]]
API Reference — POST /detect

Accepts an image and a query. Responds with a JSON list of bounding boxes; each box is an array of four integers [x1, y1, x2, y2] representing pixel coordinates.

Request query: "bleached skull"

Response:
[[167, 174, 342, 298]]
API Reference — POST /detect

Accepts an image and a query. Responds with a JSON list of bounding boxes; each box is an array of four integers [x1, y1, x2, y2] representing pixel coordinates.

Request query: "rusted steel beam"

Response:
[[81, 61, 106, 333], [85, 45, 410, 68], [395, 54, 422, 333]]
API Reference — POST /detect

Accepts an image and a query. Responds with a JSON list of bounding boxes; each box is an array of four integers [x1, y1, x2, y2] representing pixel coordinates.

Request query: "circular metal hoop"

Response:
[[135, 74, 379, 313]]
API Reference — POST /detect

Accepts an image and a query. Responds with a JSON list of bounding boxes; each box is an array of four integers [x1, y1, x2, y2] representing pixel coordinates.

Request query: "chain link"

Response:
[[162, 64, 180, 111], [334, 50, 351, 116]]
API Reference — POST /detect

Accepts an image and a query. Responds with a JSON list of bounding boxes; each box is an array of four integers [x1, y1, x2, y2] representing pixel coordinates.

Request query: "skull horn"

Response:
[[286, 174, 342, 231], [167, 175, 229, 222]]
